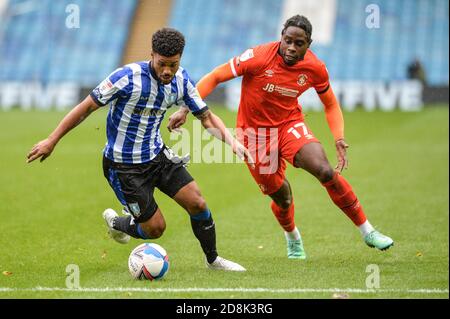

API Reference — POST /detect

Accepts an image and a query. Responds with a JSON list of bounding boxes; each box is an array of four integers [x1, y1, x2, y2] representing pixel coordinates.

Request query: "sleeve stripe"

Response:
[[181, 69, 208, 113], [192, 105, 209, 117], [89, 92, 106, 106], [229, 58, 238, 77], [316, 84, 330, 95], [183, 73, 201, 111]]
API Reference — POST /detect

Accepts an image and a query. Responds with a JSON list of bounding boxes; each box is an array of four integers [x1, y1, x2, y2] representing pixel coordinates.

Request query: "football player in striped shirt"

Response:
[[27, 28, 249, 271], [168, 16, 394, 259]]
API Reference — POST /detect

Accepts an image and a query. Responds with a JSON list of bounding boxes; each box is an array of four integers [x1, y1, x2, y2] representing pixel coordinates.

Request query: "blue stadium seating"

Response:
[[311, 0, 449, 85], [170, 0, 448, 85], [0, 0, 447, 86], [169, 0, 283, 82], [0, 0, 137, 86]]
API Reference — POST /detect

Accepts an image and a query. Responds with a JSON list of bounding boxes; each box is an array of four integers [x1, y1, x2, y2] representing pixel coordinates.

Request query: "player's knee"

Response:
[[188, 196, 207, 214], [148, 226, 165, 239], [316, 164, 334, 183], [140, 218, 166, 239], [278, 198, 292, 210], [271, 181, 293, 209], [293, 152, 302, 168], [143, 223, 165, 239], [273, 194, 292, 210]]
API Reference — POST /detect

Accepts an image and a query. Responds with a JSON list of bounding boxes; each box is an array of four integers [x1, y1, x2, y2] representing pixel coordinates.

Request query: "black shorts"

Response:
[[102, 146, 194, 223]]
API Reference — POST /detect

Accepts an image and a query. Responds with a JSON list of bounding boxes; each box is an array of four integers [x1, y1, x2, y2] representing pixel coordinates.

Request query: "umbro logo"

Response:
[[264, 70, 274, 77]]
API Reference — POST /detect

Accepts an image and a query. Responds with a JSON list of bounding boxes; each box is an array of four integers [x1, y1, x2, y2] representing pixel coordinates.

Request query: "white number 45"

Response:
[[287, 122, 309, 139]]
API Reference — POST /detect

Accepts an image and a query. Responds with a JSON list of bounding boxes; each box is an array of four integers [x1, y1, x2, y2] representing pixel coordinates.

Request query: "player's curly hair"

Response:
[[282, 15, 312, 42], [152, 27, 185, 57]]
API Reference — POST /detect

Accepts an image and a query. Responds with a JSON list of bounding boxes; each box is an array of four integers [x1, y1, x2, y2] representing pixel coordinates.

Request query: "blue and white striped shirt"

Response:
[[90, 61, 208, 164]]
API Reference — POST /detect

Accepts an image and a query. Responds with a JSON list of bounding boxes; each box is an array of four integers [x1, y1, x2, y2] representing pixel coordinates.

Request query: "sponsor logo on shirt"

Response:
[[133, 107, 165, 117], [263, 83, 298, 97], [100, 79, 113, 92], [239, 49, 254, 62]]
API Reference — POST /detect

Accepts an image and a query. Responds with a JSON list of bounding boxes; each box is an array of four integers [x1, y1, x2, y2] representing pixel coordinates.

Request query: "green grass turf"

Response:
[[0, 105, 448, 299]]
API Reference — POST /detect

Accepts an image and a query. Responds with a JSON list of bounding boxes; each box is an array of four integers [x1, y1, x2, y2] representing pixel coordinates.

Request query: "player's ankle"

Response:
[[358, 220, 375, 237], [284, 227, 301, 240]]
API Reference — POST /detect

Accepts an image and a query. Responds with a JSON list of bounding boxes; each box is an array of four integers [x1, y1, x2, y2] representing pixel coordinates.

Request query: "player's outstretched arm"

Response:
[[196, 109, 254, 167], [27, 95, 100, 163], [318, 86, 348, 173], [196, 63, 235, 99]]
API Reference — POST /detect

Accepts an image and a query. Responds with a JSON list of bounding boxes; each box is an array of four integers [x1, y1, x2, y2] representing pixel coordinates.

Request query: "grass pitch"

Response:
[[0, 105, 448, 299]]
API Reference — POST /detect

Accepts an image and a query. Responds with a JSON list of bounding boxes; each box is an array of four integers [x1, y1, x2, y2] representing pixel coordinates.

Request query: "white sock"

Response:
[[284, 227, 301, 241], [358, 220, 375, 237]]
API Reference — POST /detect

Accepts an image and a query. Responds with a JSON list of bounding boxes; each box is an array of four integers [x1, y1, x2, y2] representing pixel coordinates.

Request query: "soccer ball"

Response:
[[128, 243, 169, 280]]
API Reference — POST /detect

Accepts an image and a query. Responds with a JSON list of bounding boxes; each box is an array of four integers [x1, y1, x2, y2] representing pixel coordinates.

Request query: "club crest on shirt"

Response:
[[127, 202, 141, 218], [297, 74, 308, 86], [168, 93, 177, 104]]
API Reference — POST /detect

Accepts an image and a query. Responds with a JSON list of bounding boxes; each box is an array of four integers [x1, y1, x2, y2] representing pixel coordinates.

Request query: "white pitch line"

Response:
[[0, 287, 448, 294]]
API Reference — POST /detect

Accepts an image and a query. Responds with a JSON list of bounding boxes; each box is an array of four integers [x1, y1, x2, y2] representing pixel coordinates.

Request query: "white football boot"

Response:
[[206, 256, 246, 272], [102, 208, 130, 244]]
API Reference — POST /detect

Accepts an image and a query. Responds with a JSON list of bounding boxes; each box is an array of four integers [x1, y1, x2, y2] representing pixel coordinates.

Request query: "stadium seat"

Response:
[[169, 0, 283, 81], [0, 0, 137, 86], [1, 0, 447, 86], [168, 0, 448, 85]]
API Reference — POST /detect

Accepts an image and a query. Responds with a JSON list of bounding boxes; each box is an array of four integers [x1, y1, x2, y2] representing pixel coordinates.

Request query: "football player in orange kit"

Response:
[[168, 15, 393, 259]]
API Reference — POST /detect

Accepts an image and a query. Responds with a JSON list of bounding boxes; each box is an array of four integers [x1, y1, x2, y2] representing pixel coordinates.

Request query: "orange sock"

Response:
[[322, 172, 367, 226], [270, 200, 296, 232]]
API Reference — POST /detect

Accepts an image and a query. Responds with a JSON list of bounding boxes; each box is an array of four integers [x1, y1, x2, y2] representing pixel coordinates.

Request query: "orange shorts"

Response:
[[241, 119, 319, 195]]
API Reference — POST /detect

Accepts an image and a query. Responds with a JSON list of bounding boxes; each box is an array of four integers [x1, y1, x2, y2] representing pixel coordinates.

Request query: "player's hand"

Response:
[[167, 108, 189, 132], [335, 138, 349, 173], [232, 141, 255, 169], [27, 138, 56, 163]]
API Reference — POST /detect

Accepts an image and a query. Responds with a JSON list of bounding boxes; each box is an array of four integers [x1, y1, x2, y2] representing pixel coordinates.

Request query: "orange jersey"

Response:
[[230, 42, 330, 128]]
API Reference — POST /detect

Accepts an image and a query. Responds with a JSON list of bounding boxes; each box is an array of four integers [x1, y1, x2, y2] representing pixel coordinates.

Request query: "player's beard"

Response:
[[160, 74, 173, 84], [284, 55, 298, 65]]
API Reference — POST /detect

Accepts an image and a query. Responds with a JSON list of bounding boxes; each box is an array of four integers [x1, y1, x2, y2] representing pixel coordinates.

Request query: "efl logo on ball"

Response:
[[128, 243, 169, 280]]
